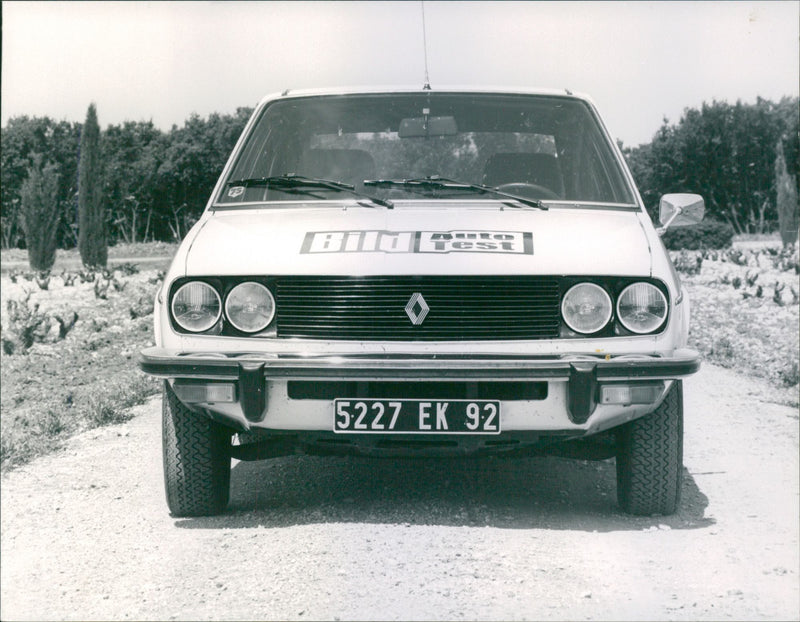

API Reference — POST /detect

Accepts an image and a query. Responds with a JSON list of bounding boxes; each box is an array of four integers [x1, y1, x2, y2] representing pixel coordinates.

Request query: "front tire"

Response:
[[162, 381, 231, 517], [616, 380, 683, 516]]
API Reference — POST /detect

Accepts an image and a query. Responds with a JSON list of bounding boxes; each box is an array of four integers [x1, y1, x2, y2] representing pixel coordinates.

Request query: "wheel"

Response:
[[162, 381, 231, 517], [495, 182, 561, 200], [615, 380, 683, 516]]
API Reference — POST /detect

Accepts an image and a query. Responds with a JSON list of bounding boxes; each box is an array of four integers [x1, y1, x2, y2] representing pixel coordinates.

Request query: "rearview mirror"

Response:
[[658, 194, 705, 234], [399, 116, 458, 138]]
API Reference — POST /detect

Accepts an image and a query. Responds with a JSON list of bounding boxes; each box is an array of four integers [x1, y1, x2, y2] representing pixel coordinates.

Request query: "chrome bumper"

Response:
[[139, 347, 700, 425], [139, 347, 700, 380]]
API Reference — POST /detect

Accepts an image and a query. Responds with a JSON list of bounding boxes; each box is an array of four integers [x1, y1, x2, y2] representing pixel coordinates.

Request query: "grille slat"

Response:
[[278, 307, 558, 315], [276, 276, 561, 341]]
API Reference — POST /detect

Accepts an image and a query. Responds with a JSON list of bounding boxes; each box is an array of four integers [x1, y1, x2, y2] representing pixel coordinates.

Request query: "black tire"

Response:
[[616, 380, 683, 516], [162, 381, 231, 517]]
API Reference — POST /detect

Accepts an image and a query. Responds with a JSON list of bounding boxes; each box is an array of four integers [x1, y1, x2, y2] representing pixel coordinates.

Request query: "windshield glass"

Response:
[[217, 92, 636, 206]]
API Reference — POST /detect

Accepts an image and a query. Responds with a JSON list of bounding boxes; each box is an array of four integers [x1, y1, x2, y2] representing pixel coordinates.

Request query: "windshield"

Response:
[[217, 92, 636, 206]]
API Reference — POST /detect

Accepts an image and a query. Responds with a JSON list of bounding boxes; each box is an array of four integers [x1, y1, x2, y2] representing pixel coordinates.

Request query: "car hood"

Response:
[[181, 203, 652, 277]]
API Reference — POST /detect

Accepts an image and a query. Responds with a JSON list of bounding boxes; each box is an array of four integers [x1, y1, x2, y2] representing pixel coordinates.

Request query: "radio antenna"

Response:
[[421, 1, 431, 90]]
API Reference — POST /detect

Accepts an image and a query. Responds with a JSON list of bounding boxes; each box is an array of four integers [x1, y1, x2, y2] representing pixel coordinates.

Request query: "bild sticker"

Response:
[[301, 230, 533, 255]]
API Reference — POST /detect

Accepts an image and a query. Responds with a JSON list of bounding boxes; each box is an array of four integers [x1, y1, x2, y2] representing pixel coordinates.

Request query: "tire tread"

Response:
[[616, 380, 683, 516], [162, 382, 231, 517]]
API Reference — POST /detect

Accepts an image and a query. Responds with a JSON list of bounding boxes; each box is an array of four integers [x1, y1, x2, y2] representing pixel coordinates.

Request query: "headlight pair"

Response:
[[171, 281, 275, 334], [561, 282, 667, 335]]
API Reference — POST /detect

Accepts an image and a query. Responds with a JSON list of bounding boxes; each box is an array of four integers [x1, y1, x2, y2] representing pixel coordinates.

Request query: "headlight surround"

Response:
[[561, 283, 613, 334], [171, 281, 221, 333], [617, 282, 668, 334], [224, 282, 276, 333]]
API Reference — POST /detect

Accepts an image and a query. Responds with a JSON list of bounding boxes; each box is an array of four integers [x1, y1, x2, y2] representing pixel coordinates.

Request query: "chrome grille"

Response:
[[275, 276, 561, 341]]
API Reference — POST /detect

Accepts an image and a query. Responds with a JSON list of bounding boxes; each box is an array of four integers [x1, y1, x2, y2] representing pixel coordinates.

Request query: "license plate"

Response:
[[333, 399, 500, 434]]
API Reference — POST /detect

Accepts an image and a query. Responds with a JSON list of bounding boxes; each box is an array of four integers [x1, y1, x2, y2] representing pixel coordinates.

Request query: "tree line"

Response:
[[1, 105, 253, 256], [1, 96, 798, 266], [623, 96, 798, 243]]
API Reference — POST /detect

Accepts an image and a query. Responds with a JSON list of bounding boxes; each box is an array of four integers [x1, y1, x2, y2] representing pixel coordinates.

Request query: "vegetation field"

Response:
[[0, 240, 797, 471], [672, 243, 799, 392], [0, 243, 176, 469]]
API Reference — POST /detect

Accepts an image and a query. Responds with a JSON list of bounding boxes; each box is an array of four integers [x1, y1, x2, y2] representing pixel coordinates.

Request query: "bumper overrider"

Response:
[[139, 346, 699, 435]]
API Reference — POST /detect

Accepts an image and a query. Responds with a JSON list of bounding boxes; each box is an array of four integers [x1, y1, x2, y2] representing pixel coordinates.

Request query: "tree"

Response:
[[776, 140, 799, 246], [1, 116, 80, 249], [102, 120, 164, 244], [626, 97, 799, 235], [154, 108, 252, 240], [77, 103, 106, 267], [1, 107, 253, 247], [20, 154, 61, 271]]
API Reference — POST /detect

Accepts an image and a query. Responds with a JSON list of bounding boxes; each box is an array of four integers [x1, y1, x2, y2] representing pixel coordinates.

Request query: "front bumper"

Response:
[[139, 347, 700, 433]]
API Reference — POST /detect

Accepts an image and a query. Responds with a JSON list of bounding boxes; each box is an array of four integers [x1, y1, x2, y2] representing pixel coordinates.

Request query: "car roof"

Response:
[[255, 86, 597, 108]]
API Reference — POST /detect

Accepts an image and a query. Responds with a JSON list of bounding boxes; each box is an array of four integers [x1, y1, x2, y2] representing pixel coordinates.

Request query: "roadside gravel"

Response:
[[1, 363, 798, 621]]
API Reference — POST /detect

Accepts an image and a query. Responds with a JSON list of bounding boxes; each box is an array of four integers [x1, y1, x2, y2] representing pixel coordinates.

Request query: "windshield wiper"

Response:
[[226, 174, 393, 208], [363, 176, 546, 210]]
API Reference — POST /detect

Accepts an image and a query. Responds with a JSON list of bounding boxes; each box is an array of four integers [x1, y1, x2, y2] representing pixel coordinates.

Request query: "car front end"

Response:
[[140, 88, 703, 517]]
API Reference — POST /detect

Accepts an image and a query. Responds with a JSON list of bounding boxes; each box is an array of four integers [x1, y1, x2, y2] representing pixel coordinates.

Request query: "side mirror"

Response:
[[657, 194, 704, 234]]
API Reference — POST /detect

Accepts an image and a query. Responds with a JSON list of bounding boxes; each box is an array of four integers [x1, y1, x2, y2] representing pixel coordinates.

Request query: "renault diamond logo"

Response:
[[405, 292, 430, 325]]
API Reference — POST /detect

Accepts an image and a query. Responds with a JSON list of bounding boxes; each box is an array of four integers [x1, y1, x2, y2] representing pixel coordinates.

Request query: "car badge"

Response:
[[405, 292, 430, 325]]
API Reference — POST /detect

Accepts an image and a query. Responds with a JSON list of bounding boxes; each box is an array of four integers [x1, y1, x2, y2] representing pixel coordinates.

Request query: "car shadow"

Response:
[[174, 454, 713, 532]]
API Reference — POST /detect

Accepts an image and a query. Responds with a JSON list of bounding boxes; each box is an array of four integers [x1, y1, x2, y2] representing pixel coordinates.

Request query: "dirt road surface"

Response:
[[2, 363, 798, 621]]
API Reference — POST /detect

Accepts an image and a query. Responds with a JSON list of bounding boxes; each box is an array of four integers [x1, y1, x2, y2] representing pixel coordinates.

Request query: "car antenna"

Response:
[[421, 1, 431, 90]]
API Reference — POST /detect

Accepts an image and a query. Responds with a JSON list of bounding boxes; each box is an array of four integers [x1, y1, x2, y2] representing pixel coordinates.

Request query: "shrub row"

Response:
[[662, 220, 735, 250]]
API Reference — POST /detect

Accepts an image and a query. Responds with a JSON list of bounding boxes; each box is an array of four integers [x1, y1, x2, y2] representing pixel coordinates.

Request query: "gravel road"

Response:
[[2, 363, 798, 621]]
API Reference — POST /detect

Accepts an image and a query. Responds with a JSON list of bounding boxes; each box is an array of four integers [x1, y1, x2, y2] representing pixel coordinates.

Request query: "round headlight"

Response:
[[617, 282, 668, 334], [171, 281, 221, 333], [561, 283, 612, 334], [225, 282, 275, 333]]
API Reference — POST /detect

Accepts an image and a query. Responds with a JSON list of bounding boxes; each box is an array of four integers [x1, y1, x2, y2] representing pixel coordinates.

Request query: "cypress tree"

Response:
[[21, 154, 61, 271], [776, 140, 799, 247], [78, 103, 107, 268]]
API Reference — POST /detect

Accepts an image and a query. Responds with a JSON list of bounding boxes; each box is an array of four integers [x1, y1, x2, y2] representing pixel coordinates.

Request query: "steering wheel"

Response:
[[496, 182, 560, 201]]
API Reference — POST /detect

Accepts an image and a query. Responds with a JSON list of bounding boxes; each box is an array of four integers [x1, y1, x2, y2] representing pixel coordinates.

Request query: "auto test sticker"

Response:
[[301, 230, 533, 255]]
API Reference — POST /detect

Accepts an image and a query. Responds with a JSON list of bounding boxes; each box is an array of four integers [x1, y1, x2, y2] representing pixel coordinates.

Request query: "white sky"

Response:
[[2, 0, 798, 146]]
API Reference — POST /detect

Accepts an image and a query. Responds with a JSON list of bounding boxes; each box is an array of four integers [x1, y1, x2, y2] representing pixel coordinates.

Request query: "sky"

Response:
[[2, 0, 798, 147]]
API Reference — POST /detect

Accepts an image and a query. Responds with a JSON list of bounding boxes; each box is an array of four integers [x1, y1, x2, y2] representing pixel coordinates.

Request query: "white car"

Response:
[[139, 87, 704, 517]]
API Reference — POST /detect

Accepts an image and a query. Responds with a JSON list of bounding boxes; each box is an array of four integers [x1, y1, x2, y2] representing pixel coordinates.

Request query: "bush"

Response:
[[20, 155, 60, 271], [2, 293, 79, 354], [662, 220, 735, 250], [672, 250, 703, 274], [779, 361, 800, 387]]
